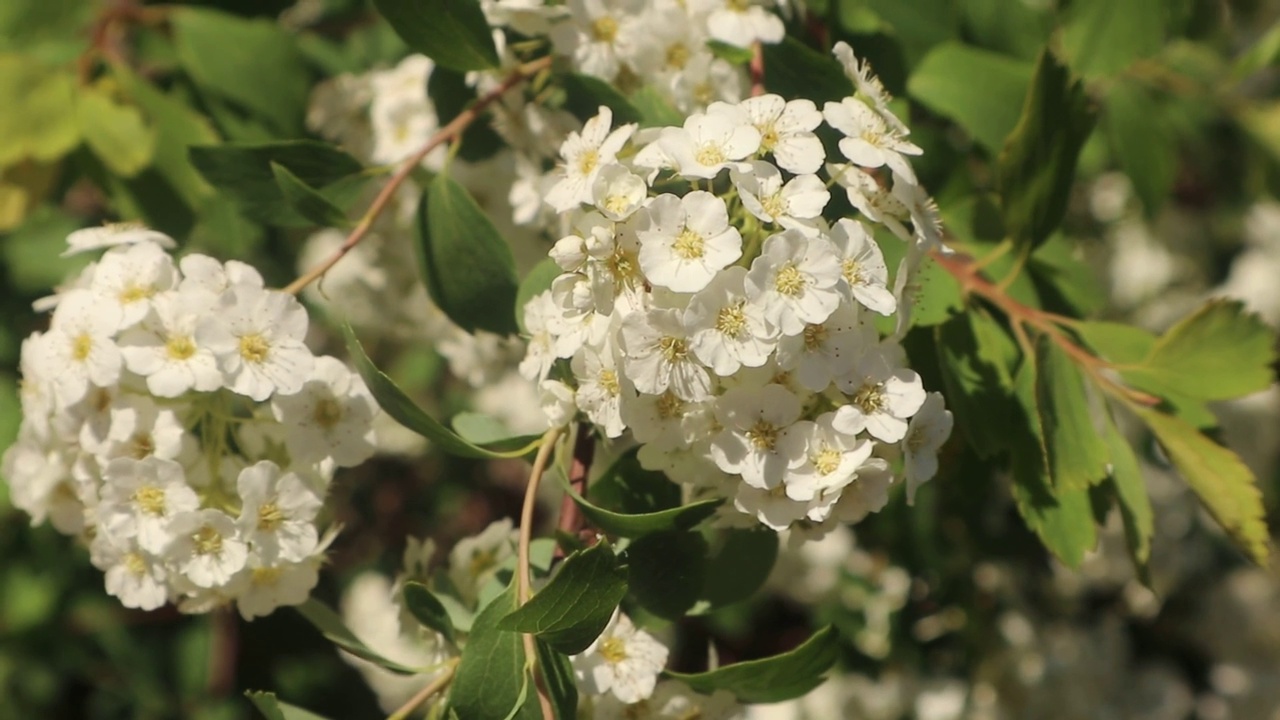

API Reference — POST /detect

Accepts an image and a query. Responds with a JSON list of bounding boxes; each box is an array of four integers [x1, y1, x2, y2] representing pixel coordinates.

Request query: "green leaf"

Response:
[[246, 692, 331, 720], [345, 324, 540, 459], [1232, 21, 1280, 79], [451, 412, 541, 453], [1102, 413, 1153, 568], [427, 67, 505, 161], [1009, 357, 1098, 567], [189, 141, 362, 227], [1034, 338, 1110, 492], [172, 8, 308, 134], [0, 56, 79, 165], [402, 582, 457, 645], [75, 87, 155, 177], [1135, 408, 1269, 564], [451, 585, 529, 720], [515, 258, 562, 334], [1027, 235, 1106, 315], [371, 0, 498, 72], [270, 162, 349, 228], [1061, 0, 1164, 79], [761, 36, 851, 105], [112, 64, 217, 208], [556, 459, 720, 538], [560, 73, 643, 126], [631, 85, 684, 129], [1072, 321, 1156, 366], [498, 542, 627, 654], [624, 531, 708, 620], [693, 528, 779, 613], [1125, 299, 1278, 402], [935, 312, 1016, 458], [908, 42, 1033, 153], [535, 641, 579, 720], [417, 172, 520, 335], [294, 599, 420, 675], [864, 0, 958, 66], [1105, 80, 1177, 214], [667, 626, 840, 703], [996, 49, 1095, 250]]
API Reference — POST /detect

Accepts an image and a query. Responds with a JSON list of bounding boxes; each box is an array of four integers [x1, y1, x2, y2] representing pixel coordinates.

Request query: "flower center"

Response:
[[600, 636, 628, 664], [604, 194, 630, 215], [842, 258, 862, 285], [469, 548, 498, 579], [125, 551, 149, 577], [658, 336, 688, 362], [577, 148, 600, 177], [599, 369, 620, 395], [119, 282, 154, 305], [715, 302, 749, 338], [673, 228, 705, 260], [774, 263, 806, 297], [133, 485, 166, 516], [193, 525, 223, 556], [746, 419, 779, 451], [656, 392, 684, 420], [693, 82, 714, 106], [165, 335, 197, 361], [91, 387, 113, 413], [257, 502, 284, 532], [253, 566, 283, 586], [760, 192, 786, 220], [814, 447, 843, 476], [853, 383, 886, 414], [728, 0, 752, 11], [129, 432, 155, 460], [694, 143, 726, 167], [72, 333, 93, 361], [759, 122, 780, 151], [665, 42, 690, 70], [239, 334, 270, 364], [802, 323, 828, 351], [313, 398, 344, 429], [607, 247, 638, 284], [591, 16, 618, 42]]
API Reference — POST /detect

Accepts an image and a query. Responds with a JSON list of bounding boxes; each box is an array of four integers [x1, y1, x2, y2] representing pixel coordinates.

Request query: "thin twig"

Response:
[[283, 55, 553, 296], [206, 606, 239, 697], [515, 426, 566, 720], [750, 41, 766, 97], [554, 427, 595, 557], [386, 658, 459, 720]]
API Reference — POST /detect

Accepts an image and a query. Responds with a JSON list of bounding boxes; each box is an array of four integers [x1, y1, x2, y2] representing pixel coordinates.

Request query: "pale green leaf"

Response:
[[1035, 338, 1110, 491], [497, 542, 627, 654], [1062, 0, 1164, 79], [246, 691, 331, 720], [75, 87, 156, 177], [667, 626, 840, 703], [1102, 413, 1154, 567], [908, 43, 1033, 153]]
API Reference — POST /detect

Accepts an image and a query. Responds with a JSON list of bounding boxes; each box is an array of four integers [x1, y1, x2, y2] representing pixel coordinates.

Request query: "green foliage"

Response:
[[1061, 0, 1165, 79], [0, 55, 79, 165], [372, 0, 498, 72], [498, 543, 628, 654], [625, 531, 708, 619], [294, 600, 421, 675], [535, 641, 579, 720], [557, 454, 722, 538], [269, 162, 349, 228], [667, 626, 840, 703], [246, 692, 331, 720], [1101, 413, 1154, 568], [189, 141, 363, 226], [935, 311, 1015, 458], [1105, 80, 1178, 214], [1034, 340, 1110, 492], [345, 324, 538, 459], [761, 37, 851, 105], [907, 42, 1032, 152], [996, 50, 1095, 250], [403, 582, 459, 645], [451, 586, 532, 720], [415, 172, 520, 335], [693, 529, 779, 613], [560, 73, 643, 125], [75, 84, 156, 177], [1136, 408, 1270, 564], [515, 257, 562, 333]]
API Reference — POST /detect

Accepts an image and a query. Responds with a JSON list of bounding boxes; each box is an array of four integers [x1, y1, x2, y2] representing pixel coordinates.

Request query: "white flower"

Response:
[[556, 0, 645, 80], [63, 223, 176, 257], [572, 345, 629, 438], [823, 98, 922, 184], [89, 241, 178, 330], [828, 163, 912, 239], [236, 461, 324, 564], [637, 191, 742, 293], [271, 356, 379, 467], [669, 55, 745, 114], [732, 482, 810, 530], [539, 379, 579, 427], [198, 285, 315, 401], [520, 290, 560, 381], [546, 106, 637, 212], [1, 432, 82, 534], [829, 218, 896, 315], [731, 161, 829, 232], [118, 290, 222, 398], [737, 94, 825, 174], [572, 610, 669, 704], [745, 230, 843, 336], [368, 55, 441, 167], [45, 289, 123, 405], [233, 555, 323, 620], [593, 679, 744, 720], [619, 308, 713, 402], [621, 391, 713, 451], [902, 392, 952, 503], [167, 509, 249, 588], [706, 0, 785, 48], [709, 384, 805, 489], [91, 534, 169, 611], [833, 351, 927, 443], [658, 108, 761, 179], [98, 456, 199, 554], [831, 41, 901, 131], [178, 254, 264, 300], [781, 412, 874, 503], [98, 395, 189, 463], [775, 304, 872, 392], [448, 519, 517, 604], [684, 266, 776, 376], [593, 164, 649, 221]]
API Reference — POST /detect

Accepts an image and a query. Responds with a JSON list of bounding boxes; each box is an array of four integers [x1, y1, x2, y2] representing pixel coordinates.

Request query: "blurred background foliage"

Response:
[[1, 0, 1279, 718]]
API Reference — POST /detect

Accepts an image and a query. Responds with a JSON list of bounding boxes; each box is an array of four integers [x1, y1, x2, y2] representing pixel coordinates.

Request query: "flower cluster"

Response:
[[2, 226, 378, 618], [521, 43, 954, 537]]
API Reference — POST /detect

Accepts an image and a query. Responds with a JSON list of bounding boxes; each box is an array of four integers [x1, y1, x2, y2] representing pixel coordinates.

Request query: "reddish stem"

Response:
[[555, 428, 595, 557]]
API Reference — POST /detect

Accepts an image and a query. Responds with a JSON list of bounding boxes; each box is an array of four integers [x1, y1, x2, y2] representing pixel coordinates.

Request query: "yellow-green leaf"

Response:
[[76, 87, 156, 177]]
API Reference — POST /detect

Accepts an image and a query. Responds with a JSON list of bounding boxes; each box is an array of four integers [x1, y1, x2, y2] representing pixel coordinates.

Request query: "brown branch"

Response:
[[386, 658, 459, 720], [283, 55, 553, 296], [750, 41, 766, 97], [931, 249, 1160, 406], [516, 426, 565, 720], [206, 606, 239, 697], [555, 427, 596, 557]]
